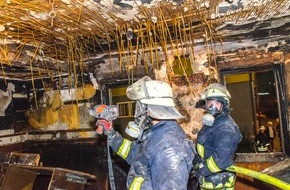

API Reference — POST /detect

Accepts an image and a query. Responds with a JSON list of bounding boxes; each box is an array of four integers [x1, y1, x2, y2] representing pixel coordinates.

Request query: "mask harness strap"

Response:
[[137, 115, 147, 141], [137, 104, 152, 142], [107, 121, 116, 190]]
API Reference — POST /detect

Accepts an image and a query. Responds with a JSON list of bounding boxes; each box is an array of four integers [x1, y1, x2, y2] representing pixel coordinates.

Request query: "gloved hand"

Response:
[[196, 170, 204, 186], [195, 99, 206, 109], [89, 104, 118, 121], [96, 119, 115, 136], [190, 155, 202, 178]]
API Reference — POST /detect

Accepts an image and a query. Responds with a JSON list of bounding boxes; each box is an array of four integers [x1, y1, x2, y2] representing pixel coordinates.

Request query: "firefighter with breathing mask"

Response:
[[93, 76, 195, 190], [195, 83, 242, 190]]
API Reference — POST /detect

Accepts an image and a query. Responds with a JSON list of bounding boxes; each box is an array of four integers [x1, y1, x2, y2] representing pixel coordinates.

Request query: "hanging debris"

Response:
[[0, 0, 288, 84]]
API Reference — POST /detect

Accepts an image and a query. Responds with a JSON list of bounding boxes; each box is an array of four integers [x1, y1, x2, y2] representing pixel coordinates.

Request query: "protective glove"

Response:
[[190, 155, 202, 178], [89, 104, 118, 121], [96, 119, 115, 136], [195, 99, 206, 109], [196, 169, 205, 186]]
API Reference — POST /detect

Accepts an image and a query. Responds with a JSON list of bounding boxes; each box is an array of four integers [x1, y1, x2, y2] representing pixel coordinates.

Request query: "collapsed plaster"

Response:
[[0, 83, 15, 116]]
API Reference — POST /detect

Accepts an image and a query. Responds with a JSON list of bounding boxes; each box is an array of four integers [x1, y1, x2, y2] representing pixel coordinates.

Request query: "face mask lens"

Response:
[[206, 99, 221, 115]]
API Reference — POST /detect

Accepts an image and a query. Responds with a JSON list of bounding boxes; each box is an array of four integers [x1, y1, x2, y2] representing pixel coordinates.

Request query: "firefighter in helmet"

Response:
[[94, 76, 194, 190], [195, 83, 242, 190], [255, 125, 270, 152]]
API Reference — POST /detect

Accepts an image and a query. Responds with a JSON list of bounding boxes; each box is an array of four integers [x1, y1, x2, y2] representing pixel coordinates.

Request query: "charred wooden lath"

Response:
[[0, 0, 289, 83]]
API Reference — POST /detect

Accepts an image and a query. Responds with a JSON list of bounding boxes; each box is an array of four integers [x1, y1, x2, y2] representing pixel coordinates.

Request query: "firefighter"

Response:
[[95, 76, 195, 190], [255, 126, 270, 152], [195, 83, 242, 190]]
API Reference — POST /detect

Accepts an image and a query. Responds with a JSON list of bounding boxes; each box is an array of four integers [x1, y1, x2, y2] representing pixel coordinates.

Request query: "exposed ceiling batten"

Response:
[[0, 0, 289, 83]]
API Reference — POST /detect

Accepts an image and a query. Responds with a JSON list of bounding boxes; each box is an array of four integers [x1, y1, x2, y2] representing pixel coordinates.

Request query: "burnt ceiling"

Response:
[[0, 0, 289, 85]]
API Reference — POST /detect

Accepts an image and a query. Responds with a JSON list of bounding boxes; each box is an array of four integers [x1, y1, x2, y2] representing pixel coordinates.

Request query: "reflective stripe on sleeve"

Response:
[[257, 146, 268, 152], [200, 179, 214, 189], [129, 177, 144, 190], [117, 139, 132, 159], [206, 156, 221, 173], [200, 175, 236, 190], [197, 143, 204, 158], [225, 176, 235, 188]]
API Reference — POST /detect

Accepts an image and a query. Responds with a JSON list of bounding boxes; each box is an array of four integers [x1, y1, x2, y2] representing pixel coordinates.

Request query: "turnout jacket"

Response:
[[196, 109, 242, 177], [110, 120, 194, 190]]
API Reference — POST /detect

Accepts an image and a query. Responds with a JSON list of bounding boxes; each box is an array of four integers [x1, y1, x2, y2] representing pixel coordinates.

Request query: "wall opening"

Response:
[[220, 63, 289, 155]]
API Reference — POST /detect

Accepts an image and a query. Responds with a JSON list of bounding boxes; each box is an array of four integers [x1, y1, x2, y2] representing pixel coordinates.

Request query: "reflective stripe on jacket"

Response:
[[196, 110, 242, 177]]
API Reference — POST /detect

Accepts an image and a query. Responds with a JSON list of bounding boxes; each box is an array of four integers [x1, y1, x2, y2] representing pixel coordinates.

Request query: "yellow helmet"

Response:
[[201, 83, 231, 105]]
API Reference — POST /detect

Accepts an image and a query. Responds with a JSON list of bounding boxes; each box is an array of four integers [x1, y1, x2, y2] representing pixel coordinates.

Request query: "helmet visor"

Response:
[[147, 105, 184, 120], [134, 101, 147, 118], [126, 76, 152, 100], [134, 101, 183, 120]]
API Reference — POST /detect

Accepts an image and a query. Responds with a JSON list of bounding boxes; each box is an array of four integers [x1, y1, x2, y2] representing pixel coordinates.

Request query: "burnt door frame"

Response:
[[219, 63, 289, 156]]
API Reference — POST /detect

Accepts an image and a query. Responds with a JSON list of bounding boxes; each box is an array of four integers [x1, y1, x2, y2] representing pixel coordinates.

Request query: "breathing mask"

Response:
[[205, 99, 223, 116], [200, 83, 231, 127], [202, 99, 223, 127], [202, 113, 215, 127], [125, 101, 152, 140], [125, 121, 141, 139]]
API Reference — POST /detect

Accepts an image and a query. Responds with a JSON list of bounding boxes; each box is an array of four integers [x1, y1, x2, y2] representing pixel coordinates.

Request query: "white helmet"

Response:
[[260, 126, 266, 130], [126, 76, 183, 120]]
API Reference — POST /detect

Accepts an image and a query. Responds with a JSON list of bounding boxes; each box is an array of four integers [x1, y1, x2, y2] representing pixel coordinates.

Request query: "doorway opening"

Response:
[[220, 64, 289, 154]]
